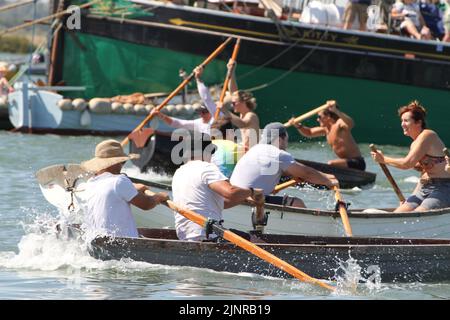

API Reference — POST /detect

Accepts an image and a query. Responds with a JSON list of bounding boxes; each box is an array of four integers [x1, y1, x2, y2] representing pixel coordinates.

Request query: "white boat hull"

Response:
[[133, 181, 450, 239]]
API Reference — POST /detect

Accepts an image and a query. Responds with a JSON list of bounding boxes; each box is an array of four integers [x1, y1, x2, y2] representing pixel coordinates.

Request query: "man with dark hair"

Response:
[[288, 100, 366, 171], [171, 133, 263, 241], [230, 122, 338, 208]]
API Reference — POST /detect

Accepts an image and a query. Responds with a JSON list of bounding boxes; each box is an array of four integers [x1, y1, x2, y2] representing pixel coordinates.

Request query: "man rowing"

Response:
[[287, 100, 366, 171], [371, 101, 450, 212], [230, 122, 339, 208], [81, 139, 169, 238], [171, 133, 263, 241]]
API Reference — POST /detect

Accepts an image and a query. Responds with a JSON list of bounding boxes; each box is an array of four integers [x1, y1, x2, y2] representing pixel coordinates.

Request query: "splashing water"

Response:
[[334, 256, 382, 296]]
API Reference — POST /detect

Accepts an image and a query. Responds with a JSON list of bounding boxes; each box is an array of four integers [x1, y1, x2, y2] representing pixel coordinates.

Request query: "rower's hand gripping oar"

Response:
[[283, 102, 330, 128], [214, 38, 241, 120], [144, 190, 335, 292], [370, 144, 405, 203], [333, 186, 353, 237], [121, 37, 233, 148]]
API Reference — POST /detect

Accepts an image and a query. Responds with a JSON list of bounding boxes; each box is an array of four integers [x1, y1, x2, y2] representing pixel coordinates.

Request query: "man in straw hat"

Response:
[[230, 122, 339, 208], [81, 139, 169, 238], [171, 132, 264, 241]]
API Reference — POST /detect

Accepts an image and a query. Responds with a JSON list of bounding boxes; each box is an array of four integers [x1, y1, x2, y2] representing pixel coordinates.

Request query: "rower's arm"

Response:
[[196, 79, 218, 116], [284, 162, 338, 189], [227, 60, 238, 93], [381, 134, 431, 169], [130, 191, 169, 210], [294, 124, 327, 138], [208, 180, 252, 208], [335, 111, 354, 129]]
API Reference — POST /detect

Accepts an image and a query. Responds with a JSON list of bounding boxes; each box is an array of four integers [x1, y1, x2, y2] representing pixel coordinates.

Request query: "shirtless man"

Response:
[[288, 100, 366, 171]]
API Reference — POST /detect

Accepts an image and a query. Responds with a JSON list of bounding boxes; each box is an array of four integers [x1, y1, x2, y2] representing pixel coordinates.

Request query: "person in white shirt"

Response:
[[391, 0, 432, 39], [81, 139, 169, 238], [230, 122, 339, 208], [171, 133, 263, 241]]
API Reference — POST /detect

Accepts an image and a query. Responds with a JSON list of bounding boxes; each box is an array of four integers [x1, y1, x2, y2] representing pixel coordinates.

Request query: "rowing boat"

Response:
[[130, 177, 450, 239], [130, 132, 376, 189], [78, 226, 450, 283]]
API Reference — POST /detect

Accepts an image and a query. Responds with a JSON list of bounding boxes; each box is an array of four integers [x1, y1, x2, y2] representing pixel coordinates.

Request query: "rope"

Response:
[[0, 0, 34, 14], [243, 29, 329, 92]]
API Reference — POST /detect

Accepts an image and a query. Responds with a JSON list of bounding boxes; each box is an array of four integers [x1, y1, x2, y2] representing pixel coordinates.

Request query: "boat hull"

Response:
[[131, 178, 450, 239], [88, 228, 450, 283], [53, 1, 450, 146]]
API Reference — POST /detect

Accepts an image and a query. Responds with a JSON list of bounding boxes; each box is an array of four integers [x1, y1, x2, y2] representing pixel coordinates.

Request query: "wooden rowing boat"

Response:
[[130, 132, 376, 189], [79, 226, 450, 283], [129, 177, 450, 239]]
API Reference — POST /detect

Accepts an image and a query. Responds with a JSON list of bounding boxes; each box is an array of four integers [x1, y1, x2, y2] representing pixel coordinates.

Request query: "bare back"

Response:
[[326, 119, 361, 159]]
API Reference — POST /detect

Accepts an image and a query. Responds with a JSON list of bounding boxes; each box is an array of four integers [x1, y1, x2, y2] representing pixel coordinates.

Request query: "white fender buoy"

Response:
[[72, 98, 87, 111], [89, 98, 112, 114], [123, 103, 134, 114], [57, 99, 73, 111], [134, 104, 147, 115], [111, 102, 125, 114]]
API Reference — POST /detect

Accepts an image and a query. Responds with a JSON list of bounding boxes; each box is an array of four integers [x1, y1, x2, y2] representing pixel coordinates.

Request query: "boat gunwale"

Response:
[[131, 0, 450, 49], [129, 177, 450, 219]]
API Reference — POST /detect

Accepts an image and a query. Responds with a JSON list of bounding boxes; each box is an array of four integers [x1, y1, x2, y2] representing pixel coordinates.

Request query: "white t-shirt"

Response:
[[393, 2, 421, 27], [84, 172, 139, 238], [171, 117, 214, 135], [172, 160, 228, 241], [230, 144, 296, 195]]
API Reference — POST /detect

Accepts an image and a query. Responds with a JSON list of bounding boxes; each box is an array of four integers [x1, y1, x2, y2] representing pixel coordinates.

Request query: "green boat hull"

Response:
[[61, 33, 449, 146]]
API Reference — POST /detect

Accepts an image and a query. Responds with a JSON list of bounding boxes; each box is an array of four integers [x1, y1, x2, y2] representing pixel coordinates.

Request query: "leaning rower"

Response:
[[371, 101, 450, 212], [230, 122, 339, 208]]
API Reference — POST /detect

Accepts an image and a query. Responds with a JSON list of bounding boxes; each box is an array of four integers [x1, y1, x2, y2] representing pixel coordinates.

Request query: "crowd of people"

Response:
[[79, 61, 449, 242], [299, 0, 449, 41]]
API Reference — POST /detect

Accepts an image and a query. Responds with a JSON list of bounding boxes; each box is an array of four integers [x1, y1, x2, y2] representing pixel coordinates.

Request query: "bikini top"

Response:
[[414, 154, 446, 172]]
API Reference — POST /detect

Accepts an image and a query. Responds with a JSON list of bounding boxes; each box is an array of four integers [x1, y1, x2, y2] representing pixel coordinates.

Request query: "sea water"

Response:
[[1, 131, 450, 300]]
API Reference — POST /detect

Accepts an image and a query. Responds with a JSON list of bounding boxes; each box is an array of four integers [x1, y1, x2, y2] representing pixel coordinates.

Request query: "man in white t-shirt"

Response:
[[81, 139, 169, 238], [230, 122, 339, 208], [172, 133, 263, 241]]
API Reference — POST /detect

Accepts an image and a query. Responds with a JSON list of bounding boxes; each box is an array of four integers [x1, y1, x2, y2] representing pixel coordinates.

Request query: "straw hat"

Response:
[[81, 139, 139, 173]]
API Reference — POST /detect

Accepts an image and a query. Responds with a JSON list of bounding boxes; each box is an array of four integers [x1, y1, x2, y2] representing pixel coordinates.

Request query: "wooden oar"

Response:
[[333, 186, 353, 237], [370, 144, 405, 202], [121, 37, 233, 147], [214, 38, 241, 120], [272, 179, 298, 194], [144, 190, 335, 292], [283, 103, 329, 127], [0, 1, 99, 37]]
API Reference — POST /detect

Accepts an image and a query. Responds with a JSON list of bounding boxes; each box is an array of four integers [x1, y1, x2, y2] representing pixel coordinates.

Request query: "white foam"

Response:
[[404, 176, 420, 184]]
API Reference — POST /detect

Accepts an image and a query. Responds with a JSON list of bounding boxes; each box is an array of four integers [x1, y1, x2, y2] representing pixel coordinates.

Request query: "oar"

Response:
[[370, 144, 405, 202], [333, 186, 353, 237], [214, 38, 241, 120], [272, 179, 298, 194], [283, 103, 329, 127], [144, 190, 335, 292], [121, 37, 233, 147]]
